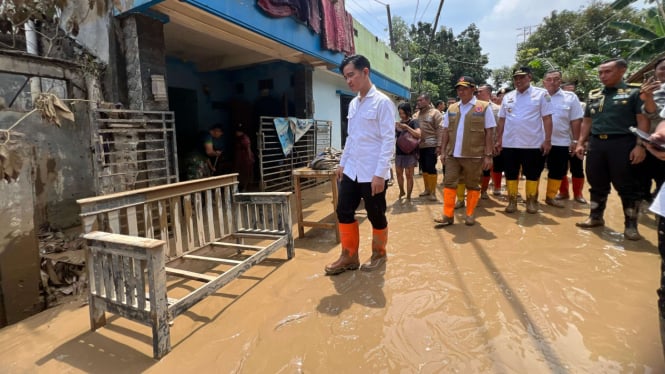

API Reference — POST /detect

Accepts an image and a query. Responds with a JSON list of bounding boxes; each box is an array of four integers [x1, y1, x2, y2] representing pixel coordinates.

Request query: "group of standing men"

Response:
[[324, 53, 659, 277], [430, 58, 653, 245]]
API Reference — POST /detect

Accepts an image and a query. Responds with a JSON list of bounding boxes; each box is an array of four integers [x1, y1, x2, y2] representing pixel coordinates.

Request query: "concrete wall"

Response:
[[353, 20, 411, 90], [0, 134, 42, 326], [122, 14, 168, 111], [313, 69, 347, 149], [0, 107, 94, 229], [60, 0, 111, 64]]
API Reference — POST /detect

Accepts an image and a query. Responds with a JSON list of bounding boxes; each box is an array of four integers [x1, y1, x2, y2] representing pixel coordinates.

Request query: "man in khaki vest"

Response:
[[434, 76, 496, 226], [414, 93, 444, 201]]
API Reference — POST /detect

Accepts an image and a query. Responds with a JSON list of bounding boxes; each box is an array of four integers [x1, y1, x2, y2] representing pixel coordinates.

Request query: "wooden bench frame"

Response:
[[77, 174, 293, 358]]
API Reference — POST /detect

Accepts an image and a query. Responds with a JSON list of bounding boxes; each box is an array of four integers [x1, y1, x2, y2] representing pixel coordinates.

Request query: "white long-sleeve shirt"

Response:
[[340, 85, 396, 182]]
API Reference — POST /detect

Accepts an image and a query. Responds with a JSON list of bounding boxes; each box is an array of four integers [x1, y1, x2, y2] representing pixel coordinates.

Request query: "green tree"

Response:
[[605, 7, 665, 60], [490, 66, 513, 89], [391, 17, 490, 101], [446, 24, 490, 97], [515, 1, 642, 95]]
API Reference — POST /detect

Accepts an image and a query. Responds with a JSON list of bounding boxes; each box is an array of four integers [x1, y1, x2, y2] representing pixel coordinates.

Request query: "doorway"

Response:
[[168, 87, 199, 181], [339, 94, 353, 148]]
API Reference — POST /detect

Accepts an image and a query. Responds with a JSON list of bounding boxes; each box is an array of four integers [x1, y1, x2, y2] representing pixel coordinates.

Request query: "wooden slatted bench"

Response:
[[76, 174, 293, 358]]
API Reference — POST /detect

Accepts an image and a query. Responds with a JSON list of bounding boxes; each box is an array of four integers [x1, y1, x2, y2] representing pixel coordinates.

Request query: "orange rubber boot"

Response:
[[361, 227, 388, 271], [325, 221, 360, 275]]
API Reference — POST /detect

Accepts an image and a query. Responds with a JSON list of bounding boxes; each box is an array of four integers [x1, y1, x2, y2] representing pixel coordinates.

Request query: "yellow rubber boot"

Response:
[[545, 179, 564, 208], [455, 183, 466, 209], [505, 180, 519, 213], [525, 180, 540, 214], [427, 174, 439, 201], [419, 173, 430, 196]]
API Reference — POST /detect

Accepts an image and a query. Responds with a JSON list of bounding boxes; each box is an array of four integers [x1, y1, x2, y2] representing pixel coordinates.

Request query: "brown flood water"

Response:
[[0, 175, 663, 373]]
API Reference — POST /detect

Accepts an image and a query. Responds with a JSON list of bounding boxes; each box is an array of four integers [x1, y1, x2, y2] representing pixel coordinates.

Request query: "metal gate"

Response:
[[92, 108, 179, 194], [257, 117, 332, 192]]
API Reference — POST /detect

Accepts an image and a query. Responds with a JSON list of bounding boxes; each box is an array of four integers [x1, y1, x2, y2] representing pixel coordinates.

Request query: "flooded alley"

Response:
[[0, 177, 663, 373]]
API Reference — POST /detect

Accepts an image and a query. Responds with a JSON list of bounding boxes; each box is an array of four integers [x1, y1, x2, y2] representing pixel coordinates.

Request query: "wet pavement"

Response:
[[0, 176, 663, 373]]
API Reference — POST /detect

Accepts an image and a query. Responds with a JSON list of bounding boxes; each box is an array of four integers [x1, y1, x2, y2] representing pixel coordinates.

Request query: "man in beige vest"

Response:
[[414, 93, 444, 201], [434, 76, 496, 226]]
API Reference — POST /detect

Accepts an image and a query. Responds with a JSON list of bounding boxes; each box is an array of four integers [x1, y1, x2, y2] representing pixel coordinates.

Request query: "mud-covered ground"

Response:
[[1, 175, 663, 373]]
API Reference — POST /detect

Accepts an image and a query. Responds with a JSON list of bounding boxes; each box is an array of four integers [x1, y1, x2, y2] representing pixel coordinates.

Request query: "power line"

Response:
[[418, 0, 445, 91], [417, 0, 434, 25], [446, 57, 487, 66], [525, 9, 623, 61], [412, 0, 420, 27], [346, 0, 389, 37]]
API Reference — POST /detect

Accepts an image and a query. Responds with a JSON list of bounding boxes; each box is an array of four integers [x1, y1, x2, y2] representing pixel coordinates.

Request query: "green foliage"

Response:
[[491, 66, 513, 89], [605, 7, 665, 59], [510, 1, 656, 97], [392, 18, 489, 101]]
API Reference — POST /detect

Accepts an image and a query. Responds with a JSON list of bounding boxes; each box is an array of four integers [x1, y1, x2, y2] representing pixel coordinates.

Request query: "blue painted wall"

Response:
[[183, 0, 343, 66], [121, 0, 410, 98]]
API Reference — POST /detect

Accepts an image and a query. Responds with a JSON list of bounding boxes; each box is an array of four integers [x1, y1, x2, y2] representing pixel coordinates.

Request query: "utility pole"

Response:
[[387, 4, 394, 50], [418, 0, 445, 92], [516, 24, 539, 46], [373, 0, 394, 50]]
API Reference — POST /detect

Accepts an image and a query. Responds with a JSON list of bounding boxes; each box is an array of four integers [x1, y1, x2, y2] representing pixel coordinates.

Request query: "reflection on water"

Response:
[[0, 182, 662, 373]]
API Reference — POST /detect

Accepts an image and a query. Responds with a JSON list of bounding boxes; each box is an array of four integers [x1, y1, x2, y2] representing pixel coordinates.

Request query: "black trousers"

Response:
[[546, 145, 569, 180], [585, 135, 642, 202], [482, 153, 505, 177], [336, 175, 388, 229], [501, 148, 545, 180], [419, 147, 438, 174], [637, 152, 665, 200], [658, 214, 665, 318], [569, 152, 584, 178]]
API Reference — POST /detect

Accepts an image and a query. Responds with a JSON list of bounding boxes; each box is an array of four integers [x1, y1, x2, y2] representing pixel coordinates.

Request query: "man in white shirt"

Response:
[[495, 66, 554, 214], [325, 55, 396, 275], [542, 70, 584, 208], [435, 76, 496, 226]]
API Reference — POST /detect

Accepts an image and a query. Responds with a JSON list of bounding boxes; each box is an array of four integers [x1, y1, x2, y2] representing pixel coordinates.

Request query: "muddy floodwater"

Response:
[[1, 176, 663, 373]]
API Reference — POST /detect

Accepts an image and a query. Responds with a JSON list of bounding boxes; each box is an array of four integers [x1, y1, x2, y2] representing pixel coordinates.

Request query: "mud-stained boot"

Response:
[[623, 199, 642, 241], [361, 227, 388, 271], [465, 190, 480, 226], [491, 171, 503, 195], [428, 174, 439, 201], [545, 179, 564, 208], [556, 177, 570, 200], [419, 173, 431, 197], [480, 176, 491, 199], [434, 187, 456, 226], [660, 313, 665, 361], [525, 180, 540, 213], [656, 268, 665, 358], [455, 183, 466, 208], [576, 195, 606, 228], [505, 180, 519, 213], [572, 177, 587, 204], [325, 221, 360, 275]]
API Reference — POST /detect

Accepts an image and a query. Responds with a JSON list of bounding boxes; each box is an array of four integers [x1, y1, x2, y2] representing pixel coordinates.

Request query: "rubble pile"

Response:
[[38, 225, 87, 306]]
